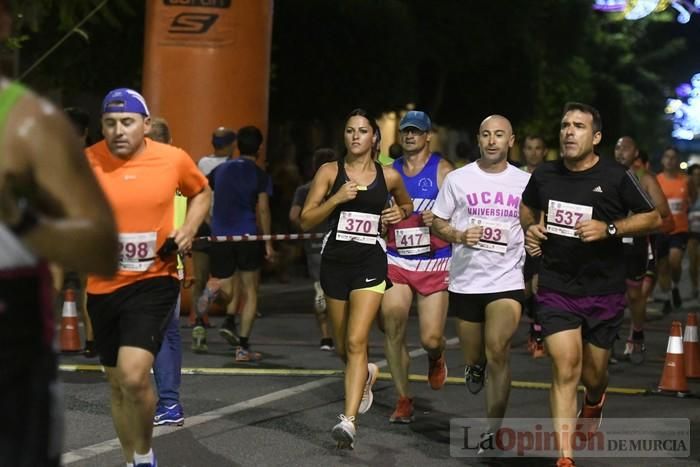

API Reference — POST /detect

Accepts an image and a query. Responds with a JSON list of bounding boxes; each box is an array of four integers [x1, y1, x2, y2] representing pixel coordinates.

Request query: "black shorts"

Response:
[[623, 238, 648, 283], [656, 232, 689, 259], [209, 242, 263, 277], [320, 251, 388, 301], [87, 276, 179, 367], [0, 270, 61, 467], [449, 289, 524, 323], [523, 253, 541, 282], [0, 350, 61, 467]]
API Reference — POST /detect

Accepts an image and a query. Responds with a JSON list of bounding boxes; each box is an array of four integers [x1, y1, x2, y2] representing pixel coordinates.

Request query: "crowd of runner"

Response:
[[1, 13, 690, 463]]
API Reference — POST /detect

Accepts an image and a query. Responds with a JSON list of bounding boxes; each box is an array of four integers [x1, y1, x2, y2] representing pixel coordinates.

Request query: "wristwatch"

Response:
[[606, 223, 617, 237]]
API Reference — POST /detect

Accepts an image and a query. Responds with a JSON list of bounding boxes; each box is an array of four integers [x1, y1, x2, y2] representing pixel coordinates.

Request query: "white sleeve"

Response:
[[432, 172, 456, 220]]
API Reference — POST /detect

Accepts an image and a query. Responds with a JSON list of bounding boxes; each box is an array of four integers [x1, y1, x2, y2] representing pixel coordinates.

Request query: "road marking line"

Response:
[[61, 338, 456, 463], [57, 364, 652, 394], [62, 376, 337, 464]]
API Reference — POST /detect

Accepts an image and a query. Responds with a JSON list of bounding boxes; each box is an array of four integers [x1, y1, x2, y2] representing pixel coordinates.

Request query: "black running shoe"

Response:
[[465, 363, 486, 394], [219, 316, 239, 346]]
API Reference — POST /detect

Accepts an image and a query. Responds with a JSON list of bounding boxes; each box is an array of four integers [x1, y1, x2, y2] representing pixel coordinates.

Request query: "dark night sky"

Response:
[[13, 1, 700, 158]]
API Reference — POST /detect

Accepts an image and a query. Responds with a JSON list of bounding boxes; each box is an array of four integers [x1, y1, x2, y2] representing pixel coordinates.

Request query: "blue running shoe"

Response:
[[153, 403, 184, 426], [135, 454, 157, 467]]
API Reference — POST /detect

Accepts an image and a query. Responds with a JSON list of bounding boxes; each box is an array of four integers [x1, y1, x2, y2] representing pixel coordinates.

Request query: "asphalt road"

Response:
[[57, 276, 700, 467]]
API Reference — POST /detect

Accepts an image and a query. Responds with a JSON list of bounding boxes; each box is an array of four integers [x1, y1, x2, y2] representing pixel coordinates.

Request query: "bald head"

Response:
[[477, 114, 515, 165], [211, 126, 236, 156], [213, 127, 235, 138], [479, 115, 513, 135]]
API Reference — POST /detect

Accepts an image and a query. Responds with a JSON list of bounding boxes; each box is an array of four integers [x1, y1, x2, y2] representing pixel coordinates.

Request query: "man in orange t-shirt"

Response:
[[656, 146, 695, 313], [86, 88, 211, 467]]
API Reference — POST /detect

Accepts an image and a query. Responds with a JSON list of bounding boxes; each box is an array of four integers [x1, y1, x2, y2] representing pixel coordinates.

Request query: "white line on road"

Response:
[[62, 337, 459, 464]]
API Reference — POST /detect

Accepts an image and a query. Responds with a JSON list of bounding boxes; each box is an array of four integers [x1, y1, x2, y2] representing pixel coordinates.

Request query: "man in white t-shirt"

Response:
[[432, 115, 530, 448]]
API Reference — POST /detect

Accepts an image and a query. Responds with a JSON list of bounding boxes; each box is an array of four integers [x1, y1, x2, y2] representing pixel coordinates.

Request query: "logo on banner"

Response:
[[160, 0, 234, 46], [169, 13, 218, 34]]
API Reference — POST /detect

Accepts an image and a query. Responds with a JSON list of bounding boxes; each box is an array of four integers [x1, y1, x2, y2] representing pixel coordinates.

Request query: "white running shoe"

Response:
[[358, 363, 378, 414], [477, 431, 495, 455], [332, 414, 356, 449]]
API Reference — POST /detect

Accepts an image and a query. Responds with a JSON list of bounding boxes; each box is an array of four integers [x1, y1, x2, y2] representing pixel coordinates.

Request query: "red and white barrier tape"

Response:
[[195, 233, 326, 243]]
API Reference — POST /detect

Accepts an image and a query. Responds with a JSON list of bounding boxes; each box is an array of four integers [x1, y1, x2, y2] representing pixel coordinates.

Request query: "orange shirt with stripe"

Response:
[[657, 172, 690, 234], [86, 138, 208, 294]]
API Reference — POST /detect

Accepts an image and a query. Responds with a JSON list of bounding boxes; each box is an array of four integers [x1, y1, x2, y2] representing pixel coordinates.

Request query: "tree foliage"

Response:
[[6, 0, 141, 96], [270, 0, 691, 156], [6, 0, 694, 158], [9, 0, 134, 33]]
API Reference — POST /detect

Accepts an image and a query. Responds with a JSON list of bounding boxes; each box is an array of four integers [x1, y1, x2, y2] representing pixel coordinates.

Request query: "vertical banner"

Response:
[[143, 0, 273, 164]]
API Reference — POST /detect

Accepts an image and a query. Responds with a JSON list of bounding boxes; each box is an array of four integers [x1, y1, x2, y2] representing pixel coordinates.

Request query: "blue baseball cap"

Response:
[[399, 111, 432, 132], [101, 88, 150, 116]]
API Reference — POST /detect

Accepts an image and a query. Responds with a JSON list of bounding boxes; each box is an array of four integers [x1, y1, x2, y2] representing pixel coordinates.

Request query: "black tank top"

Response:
[[322, 159, 389, 263]]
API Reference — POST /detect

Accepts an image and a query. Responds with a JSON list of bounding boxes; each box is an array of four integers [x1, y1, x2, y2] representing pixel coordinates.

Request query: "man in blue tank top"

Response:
[[382, 111, 454, 423]]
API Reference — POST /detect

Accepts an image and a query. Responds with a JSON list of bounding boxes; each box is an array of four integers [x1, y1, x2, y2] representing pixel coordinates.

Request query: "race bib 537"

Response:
[[546, 200, 593, 238]]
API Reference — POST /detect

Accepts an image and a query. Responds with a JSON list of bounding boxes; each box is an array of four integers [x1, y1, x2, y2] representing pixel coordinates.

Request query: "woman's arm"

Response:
[[301, 162, 359, 231], [381, 166, 413, 224]]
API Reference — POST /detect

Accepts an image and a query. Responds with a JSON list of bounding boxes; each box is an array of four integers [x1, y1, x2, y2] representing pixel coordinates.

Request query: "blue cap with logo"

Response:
[[399, 110, 432, 132], [101, 88, 150, 116]]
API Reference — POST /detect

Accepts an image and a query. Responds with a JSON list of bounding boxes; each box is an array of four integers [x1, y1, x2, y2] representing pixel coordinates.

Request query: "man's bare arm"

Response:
[[289, 204, 302, 230], [257, 191, 275, 259], [437, 158, 455, 187], [614, 209, 662, 237], [431, 216, 464, 244], [13, 95, 118, 276], [520, 202, 547, 256]]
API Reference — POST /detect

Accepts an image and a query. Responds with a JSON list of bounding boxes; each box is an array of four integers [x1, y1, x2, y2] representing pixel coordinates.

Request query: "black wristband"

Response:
[[9, 199, 39, 236]]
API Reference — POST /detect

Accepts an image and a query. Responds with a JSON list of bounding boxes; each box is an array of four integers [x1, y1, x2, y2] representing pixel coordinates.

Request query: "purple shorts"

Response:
[[535, 288, 625, 349]]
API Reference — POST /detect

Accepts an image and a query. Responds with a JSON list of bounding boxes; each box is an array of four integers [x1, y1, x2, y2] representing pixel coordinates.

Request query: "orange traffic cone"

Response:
[[658, 321, 689, 393], [683, 313, 700, 379], [60, 288, 81, 353]]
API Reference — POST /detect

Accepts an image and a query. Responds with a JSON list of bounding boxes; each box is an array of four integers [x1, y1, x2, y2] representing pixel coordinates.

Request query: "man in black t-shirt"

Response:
[[520, 103, 661, 467]]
